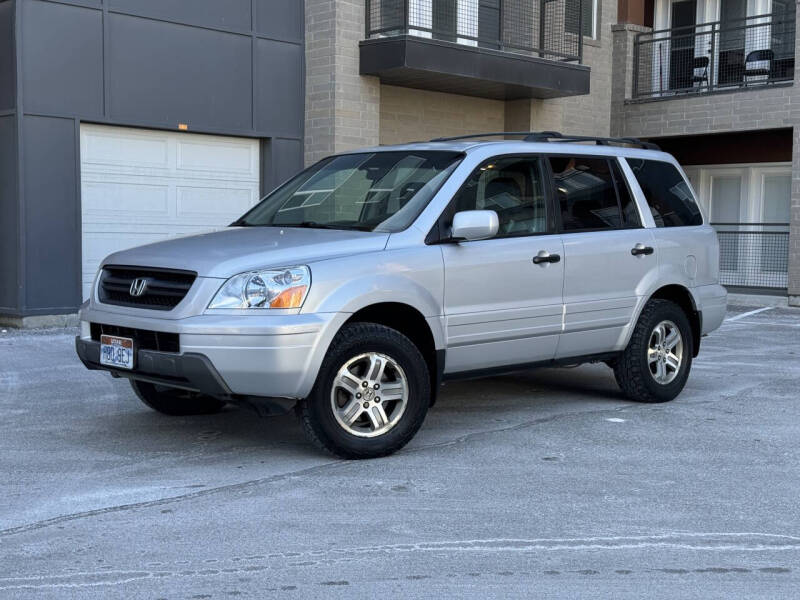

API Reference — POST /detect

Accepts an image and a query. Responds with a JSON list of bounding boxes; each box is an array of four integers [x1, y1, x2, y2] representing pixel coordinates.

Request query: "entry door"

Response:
[[669, 0, 698, 90], [718, 0, 747, 84], [441, 156, 564, 373], [710, 174, 744, 273]]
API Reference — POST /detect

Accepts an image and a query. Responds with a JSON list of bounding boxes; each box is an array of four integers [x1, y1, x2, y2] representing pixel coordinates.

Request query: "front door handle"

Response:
[[631, 244, 654, 256], [533, 251, 561, 264]]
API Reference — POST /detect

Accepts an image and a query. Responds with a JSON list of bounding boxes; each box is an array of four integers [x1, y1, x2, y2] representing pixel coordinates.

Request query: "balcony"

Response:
[[359, 0, 591, 100], [632, 13, 795, 101]]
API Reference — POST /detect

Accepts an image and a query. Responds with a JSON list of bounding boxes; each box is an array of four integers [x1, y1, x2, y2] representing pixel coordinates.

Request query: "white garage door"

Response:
[[80, 124, 260, 298]]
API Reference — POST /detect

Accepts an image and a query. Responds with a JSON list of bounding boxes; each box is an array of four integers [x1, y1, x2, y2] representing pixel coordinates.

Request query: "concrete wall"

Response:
[[379, 86, 505, 145], [3, 0, 305, 321]]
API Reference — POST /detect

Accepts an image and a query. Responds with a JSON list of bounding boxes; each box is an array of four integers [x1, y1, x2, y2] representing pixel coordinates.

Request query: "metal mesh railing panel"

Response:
[[366, 0, 583, 62], [712, 223, 790, 291], [632, 13, 795, 99]]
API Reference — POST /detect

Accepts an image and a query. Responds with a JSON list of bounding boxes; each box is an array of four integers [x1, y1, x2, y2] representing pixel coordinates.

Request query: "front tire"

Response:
[[296, 323, 431, 459], [130, 380, 226, 416], [614, 299, 693, 403]]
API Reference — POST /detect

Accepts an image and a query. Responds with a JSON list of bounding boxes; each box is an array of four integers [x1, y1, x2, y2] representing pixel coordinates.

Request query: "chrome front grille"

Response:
[[98, 266, 196, 311]]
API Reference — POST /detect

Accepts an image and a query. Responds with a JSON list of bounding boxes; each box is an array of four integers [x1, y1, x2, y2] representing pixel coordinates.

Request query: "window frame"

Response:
[[426, 154, 558, 244], [545, 154, 644, 235]]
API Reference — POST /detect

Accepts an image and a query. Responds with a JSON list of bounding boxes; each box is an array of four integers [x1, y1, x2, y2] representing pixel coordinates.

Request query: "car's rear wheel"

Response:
[[613, 299, 693, 403], [296, 322, 430, 459], [130, 380, 226, 416]]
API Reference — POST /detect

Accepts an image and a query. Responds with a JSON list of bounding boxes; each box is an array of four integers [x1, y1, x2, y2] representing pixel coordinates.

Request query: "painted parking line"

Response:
[[725, 307, 774, 322]]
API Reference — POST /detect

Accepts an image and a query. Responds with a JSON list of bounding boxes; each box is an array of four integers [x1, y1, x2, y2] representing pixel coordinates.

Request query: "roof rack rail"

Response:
[[429, 131, 660, 151]]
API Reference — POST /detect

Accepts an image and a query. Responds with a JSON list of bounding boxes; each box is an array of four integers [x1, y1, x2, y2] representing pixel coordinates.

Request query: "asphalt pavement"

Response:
[[1, 304, 799, 598]]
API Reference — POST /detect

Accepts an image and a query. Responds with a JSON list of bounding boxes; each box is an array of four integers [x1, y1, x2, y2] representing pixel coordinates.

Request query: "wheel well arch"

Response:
[[648, 285, 701, 357], [344, 302, 442, 405]]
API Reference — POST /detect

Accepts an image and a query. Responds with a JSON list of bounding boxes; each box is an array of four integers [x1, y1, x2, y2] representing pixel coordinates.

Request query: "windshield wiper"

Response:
[[279, 221, 372, 231], [229, 218, 252, 227]]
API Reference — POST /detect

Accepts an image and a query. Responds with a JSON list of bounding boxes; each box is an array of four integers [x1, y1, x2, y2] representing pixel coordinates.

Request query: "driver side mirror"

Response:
[[450, 210, 499, 241]]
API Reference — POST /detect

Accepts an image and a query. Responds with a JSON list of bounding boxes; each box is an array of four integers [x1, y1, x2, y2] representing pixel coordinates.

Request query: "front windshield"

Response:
[[234, 151, 463, 232]]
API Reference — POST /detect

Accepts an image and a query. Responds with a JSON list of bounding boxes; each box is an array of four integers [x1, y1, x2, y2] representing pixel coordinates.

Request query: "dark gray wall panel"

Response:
[[109, 0, 252, 32], [256, 0, 302, 42], [271, 138, 304, 186], [0, 115, 18, 310], [22, 116, 79, 311], [255, 39, 303, 138], [108, 13, 253, 132], [21, 0, 103, 117], [0, 0, 14, 111]]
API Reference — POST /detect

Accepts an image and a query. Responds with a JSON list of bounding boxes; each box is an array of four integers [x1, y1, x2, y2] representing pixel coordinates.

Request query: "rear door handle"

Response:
[[533, 251, 561, 264], [631, 244, 654, 256]]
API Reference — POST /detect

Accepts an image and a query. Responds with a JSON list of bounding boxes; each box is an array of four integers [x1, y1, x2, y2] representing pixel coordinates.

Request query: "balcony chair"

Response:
[[691, 56, 710, 88], [743, 49, 774, 85]]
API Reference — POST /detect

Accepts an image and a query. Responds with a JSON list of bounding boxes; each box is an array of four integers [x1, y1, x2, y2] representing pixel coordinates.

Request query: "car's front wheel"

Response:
[[130, 380, 226, 416], [296, 323, 430, 459], [613, 299, 693, 403]]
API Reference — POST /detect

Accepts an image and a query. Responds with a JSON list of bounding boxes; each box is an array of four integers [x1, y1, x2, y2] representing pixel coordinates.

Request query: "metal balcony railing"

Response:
[[712, 223, 790, 291], [632, 13, 795, 100], [365, 0, 584, 63]]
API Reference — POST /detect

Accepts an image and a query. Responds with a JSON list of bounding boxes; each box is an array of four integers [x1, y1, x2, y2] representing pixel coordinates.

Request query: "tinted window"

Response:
[[449, 157, 548, 237], [611, 159, 641, 227], [549, 156, 622, 231], [627, 159, 703, 227]]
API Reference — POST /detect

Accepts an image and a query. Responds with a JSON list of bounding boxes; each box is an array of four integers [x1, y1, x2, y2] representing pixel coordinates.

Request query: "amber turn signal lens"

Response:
[[269, 285, 308, 308]]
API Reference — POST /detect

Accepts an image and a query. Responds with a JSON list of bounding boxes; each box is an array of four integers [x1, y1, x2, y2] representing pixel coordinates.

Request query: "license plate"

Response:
[[100, 335, 134, 370]]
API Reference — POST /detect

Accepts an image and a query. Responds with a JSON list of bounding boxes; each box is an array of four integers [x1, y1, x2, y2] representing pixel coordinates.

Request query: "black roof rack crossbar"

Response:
[[429, 131, 660, 151]]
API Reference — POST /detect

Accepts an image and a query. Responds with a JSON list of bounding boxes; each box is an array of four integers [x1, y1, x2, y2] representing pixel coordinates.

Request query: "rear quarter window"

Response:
[[627, 158, 703, 227]]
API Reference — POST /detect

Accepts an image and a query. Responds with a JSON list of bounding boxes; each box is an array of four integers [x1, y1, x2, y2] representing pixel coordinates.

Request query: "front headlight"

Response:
[[208, 266, 311, 309]]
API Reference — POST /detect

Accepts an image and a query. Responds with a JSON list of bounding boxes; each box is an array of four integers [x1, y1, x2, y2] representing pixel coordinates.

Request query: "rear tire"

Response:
[[296, 322, 430, 459], [614, 299, 693, 403], [130, 380, 226, 416]]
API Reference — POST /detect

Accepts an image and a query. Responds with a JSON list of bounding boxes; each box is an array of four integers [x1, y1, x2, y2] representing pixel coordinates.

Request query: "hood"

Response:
[[102, 227, 390, 278]]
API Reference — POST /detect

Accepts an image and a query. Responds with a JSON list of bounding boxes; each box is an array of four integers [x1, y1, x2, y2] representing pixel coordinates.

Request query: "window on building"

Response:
[[761, 174, 791, 273], [549, 156, 624, 231], [627, 159, 703, 227], [449, 157, 548, 237], [566, 0, 596, 38]]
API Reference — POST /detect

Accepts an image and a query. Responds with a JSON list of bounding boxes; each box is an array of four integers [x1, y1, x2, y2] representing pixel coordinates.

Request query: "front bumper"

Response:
[[76, 337, 232, 396], [77, 306, 349, 400]]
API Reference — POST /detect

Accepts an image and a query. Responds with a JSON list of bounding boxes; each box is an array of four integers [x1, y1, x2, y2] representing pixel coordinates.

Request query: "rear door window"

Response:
[[548, 156, 624, 231], [626, 158, 703, 227]]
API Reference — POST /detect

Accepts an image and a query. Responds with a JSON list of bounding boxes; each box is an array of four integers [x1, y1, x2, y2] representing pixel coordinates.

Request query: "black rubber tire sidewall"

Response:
[[614, 299, 694, 403], [297, 323, 431, 459], [130, 380, 226, 416]]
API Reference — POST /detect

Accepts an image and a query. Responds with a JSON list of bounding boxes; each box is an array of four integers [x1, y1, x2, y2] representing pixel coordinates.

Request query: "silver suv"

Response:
[[76, 132, 727, 458]]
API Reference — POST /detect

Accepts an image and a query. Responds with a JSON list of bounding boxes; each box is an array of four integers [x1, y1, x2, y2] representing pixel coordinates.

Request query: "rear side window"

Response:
[[549, 156, 624, 231], [626, 159, 703, 227]]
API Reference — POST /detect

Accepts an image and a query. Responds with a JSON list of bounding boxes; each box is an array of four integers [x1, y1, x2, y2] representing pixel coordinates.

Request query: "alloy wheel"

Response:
[[647, 319, 683, 385], [330, 352, 409, 438]]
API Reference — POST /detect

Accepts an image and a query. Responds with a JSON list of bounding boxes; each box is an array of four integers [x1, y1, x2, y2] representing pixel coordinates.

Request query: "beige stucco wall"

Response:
[[379, 85, 506, 145]]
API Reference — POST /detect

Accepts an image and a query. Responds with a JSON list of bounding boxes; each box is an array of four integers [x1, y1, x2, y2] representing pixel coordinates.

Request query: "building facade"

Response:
[[0, 0, 305, 326], [1, 0, 798, 327], [613, 0, 799, 303]]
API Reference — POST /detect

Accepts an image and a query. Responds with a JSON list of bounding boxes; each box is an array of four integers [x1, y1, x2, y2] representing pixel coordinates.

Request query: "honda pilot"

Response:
[[76, 132, 727, 458]]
